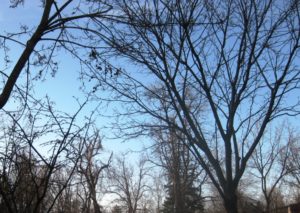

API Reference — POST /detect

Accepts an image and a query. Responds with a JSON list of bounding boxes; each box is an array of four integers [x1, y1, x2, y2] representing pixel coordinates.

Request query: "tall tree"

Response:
[[151, 126, 205, 213], [77, 131, 112, 213], [86, 0, 300, 212]]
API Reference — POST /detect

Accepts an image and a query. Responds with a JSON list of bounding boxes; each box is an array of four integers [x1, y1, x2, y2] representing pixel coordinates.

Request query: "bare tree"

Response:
[[150, 126, 206, 213], [77, 131, 112, 213], [282, 129, 300, 200], [148, 172, 165, 213], [249, 124, 293, 212], [50, 168, 82, 213], [0, 2, 117, 212], [85, 0, 300, 212], [107, 155, 149, 213], [0, 96, 94, 213]]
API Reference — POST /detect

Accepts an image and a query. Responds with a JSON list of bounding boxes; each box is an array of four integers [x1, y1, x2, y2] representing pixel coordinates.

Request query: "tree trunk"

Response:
[[92, 197, 102, 213], [265, 199, 271, 213], [128, 205, 134, 213], [224, 193, 239, 213], [91, 188, 101, 213]]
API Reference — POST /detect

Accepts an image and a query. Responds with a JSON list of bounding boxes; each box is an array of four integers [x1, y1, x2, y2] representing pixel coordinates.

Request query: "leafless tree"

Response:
[[148, 172, 165, 213], [50, 168, 82, 213], [0, 1, 118, 212], [85, 0, 300, 212], [282, 129, 300, 198], [249, 124, 293, 212], [77, 131, 112, 213], [107, 155, 149, 213], [150, 126, 206, 213], [0, 96, 95, 213]]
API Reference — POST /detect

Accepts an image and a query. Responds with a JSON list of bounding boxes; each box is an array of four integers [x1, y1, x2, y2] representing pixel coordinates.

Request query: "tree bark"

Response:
[[224, 192, 238, 213], [91, 188, 101, 213]]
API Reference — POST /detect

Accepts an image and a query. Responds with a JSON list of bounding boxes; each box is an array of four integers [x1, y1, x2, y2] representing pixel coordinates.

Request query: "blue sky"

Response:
[[0, 1, 150, 157], [1, 0, 300, 208], [1, 0, 299, 160]]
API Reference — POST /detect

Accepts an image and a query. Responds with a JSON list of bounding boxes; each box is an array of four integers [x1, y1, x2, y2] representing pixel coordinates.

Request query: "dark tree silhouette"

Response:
[[77, 131, 112, 213], [86, 0, 300, 212], [0, 97, 95, 213]]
